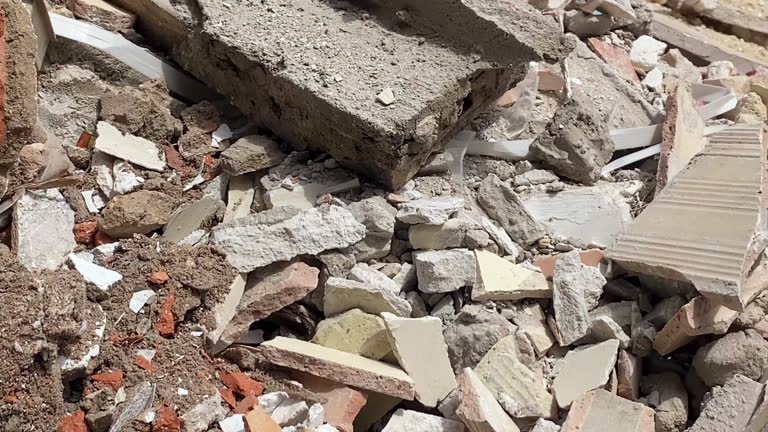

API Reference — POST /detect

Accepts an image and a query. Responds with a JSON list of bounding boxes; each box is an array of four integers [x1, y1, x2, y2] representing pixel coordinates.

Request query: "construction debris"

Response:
[[4, 0, 768, 430]]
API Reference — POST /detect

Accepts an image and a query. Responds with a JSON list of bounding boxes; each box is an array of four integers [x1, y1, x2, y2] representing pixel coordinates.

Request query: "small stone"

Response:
[[347, 197, 397, 261], [312, 309, 391, 360], [640, 373, 688, 432], [181, 393, 228, 432], [270, 398, 309, 426], [561, 389, 654, 431], [660, 49, 701, 83], [413, 249, 476, 293], [98, 191, 176, 238], [382, 313, 457, 407], [642, 67, 664, 91], [513, 169, 559, 187], [396, 197, 464, 225], [70, 0, 136, 32], [221, 135, 286, 176], [323, 277, 412, 317], [531, 418, 560, 432], [506, 303, 555, 357], [552, 251, 606, 346], [456, 368, 521, 432], [630, 36, 667, 72], [564, 10, 616, 37], [377, 88, 396, 106], [381, 409, 464, 432], [477, 174, 545, 246], [552, 339, 620, 409], [692, 329, 768, 386], [734, 92, 768, 125], [586, 315, 630, 348], [707, 60, 735, 80], [244, 406, 281, 432], [600, 0, 636, 21], [443, 305, 516, 374], [473, 250, 551, 301]]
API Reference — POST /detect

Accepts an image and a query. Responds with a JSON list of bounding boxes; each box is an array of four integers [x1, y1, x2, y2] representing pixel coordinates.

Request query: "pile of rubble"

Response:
[[2, 0, 768, 431]]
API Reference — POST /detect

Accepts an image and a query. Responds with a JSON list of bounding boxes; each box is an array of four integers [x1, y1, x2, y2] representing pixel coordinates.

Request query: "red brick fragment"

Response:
[[234, 394, 259, 414], [134, 355, 157, 372], [203, 154, 215, 167], [90, 370, 124, 390], [220, 371, 264, 397], [534, 249, 605, 279], [154, 405, 181, 432], [146, 271, 170, 284], [57, 410, 87, 432], [73, 221, 98, 244], [588, 38, 640, 82], [76, 131, 92, 149], [156, 289, 176, 337], [219, 387, 237, 409], [164, 145, 190, 174]]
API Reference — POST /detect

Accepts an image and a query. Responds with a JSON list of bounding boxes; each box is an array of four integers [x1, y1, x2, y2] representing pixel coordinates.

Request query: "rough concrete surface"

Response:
[[174, 0, 572, 188]]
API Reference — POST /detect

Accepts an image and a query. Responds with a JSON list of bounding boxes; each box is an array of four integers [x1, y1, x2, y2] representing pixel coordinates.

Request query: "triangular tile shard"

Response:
[[609, 125, 768, 311]]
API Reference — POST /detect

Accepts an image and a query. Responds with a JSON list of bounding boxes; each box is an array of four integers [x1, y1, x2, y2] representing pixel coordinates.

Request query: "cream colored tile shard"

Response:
[[609, 125, 767, 311], [258, 337, 415, 400], [457, 368, 520, 432], [312, 309, 392, 360], [509, 303, 555, 357], [94, 121, 165, 171], [472, 250, 551, 301], [475, 336, 555, 419], [382, 313, 456, 407], [224, 174, 256, 223], [552, 339, 620, 409]]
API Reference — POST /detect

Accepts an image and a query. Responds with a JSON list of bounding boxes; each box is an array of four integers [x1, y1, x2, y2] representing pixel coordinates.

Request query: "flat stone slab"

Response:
[[561, 389, 654, 432], [608, 125, 767, 311], [257, 337, 416, 400], [473, 250, 551, 301], [174, 0, 571, 188], [552, 339, 620, 409]]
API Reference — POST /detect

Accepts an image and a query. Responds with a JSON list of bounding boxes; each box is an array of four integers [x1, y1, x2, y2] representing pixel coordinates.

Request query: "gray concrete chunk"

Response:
[[221, 134, 286, 176], [414, 249, 476, 293], [552, 251, 606, 346], [478, 174, 545, 246], [210, 205, 366, 272]]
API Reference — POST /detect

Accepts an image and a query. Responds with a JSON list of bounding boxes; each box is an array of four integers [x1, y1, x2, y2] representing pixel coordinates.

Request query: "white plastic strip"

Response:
[[49, 13, 215, 102], [601, 144, 662, 175]]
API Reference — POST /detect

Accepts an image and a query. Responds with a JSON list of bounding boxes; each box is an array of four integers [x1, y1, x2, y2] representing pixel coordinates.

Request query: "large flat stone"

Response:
[[552, 340, 620, 409], [210, 205, 366, 272], [608, 125, 768, 311], [13, 189, 76, 271], [257, 337, 416, 400], [174, 0, 571, 188], [382, 313, 457, 408], [561, 389, 654, 432], [413, 249, 476, 293]]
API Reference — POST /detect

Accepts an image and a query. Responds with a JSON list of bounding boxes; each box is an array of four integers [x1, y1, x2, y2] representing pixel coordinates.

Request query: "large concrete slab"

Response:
[[174, 0, 572, 188], [608, 125, 768, 311]]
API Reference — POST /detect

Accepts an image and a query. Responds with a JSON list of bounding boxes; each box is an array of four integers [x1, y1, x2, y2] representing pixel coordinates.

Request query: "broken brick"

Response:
[[534, 249, 604, 279], [220, 371, 264, 397], [146, 271, 170, 284], [57, 410, 87, 432], [134, 355, 157, 372], [90, 370, 124, 391], [94, 229, 115, 246], [220, 387, 237, 409], [73, 221, 98, 244], [154, 405, 181, 432], [156, 289, 176, 337], [588, 37, 640, 82], [234, 394, 259, 414]]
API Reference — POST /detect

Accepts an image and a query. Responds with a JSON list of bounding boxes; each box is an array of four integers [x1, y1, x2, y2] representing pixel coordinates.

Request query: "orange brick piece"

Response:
[[90, 370, 124, 390], [561, 389, 654, 431], [245, 405, 281, 432], [156, 289, 176, 337], [73, 221, 98, 244], [146, 271, 170, 284], [57, 410, 87, 432], [220, 371, 264, 397], [154, 405, 181, 432]]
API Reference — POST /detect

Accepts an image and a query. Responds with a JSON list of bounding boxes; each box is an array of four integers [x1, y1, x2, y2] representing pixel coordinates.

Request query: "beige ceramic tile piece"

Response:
[[472, 250, 551, 301], [552, 339, 620, 409], [561, 389, 654, 431]]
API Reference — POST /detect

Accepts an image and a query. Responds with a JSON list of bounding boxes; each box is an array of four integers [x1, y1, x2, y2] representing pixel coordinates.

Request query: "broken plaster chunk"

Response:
[[382, 409, 464, 432], [456, 367, 521, 432], [687, 374, 763, 432], [629, 35, 668, 72], [513, 169, 559, 187], [347, 196, 397, 261], [376, 88, 396, 106], [271, 398, 309, 426], [210, 205, 366, 273], [224, 174, 256, 223], [642, 67, 664, 91], [219, 414, 245, 432], [382, 313, 457, 408], [473, 250, 551, 301], [413, 249, 476, 293], [221, 134, 286, 176], [129, 289, 157, 313], [523, 183, 634, 248], [323, 277, 412, 317], [477, 174, 545, 246], [552, 250, 606, 346], [312, 309, 392, 360], [112, 160, 145, 195], [475, 335, 556, 419], [163, 195, 220, 244], [218, 262, 319, 346], [68, 253, 122, 291], [409, 219, 466, 250], [81, 190, 107, 213], [561, 389, 654, 432], [507, 302, 555, 357], [396, 196, 464, 225], [94, 121, 166, 171], [552, 339, 620, 409], [707, 60, 735, 80], [13, 188, 76, 271], [257, 337, 416, 400]]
